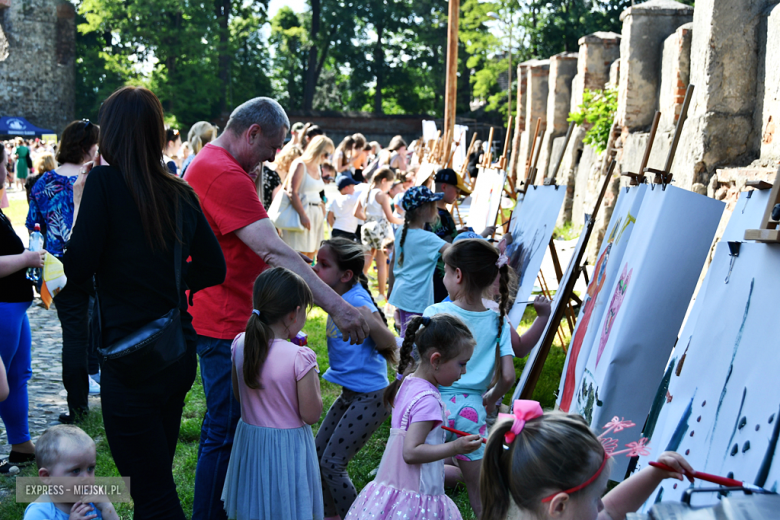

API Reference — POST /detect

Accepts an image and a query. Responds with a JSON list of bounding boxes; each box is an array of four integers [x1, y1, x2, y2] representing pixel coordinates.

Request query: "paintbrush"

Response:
[[649, 461, 767, 492], [441, 425, 487, 444]]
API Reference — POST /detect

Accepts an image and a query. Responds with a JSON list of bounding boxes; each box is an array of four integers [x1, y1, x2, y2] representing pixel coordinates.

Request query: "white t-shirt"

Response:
[[327, 192, 360, 233], [353, 183, 370, 225]]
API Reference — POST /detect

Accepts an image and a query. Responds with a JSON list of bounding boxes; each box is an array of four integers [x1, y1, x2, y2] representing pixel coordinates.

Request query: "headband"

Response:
[[540, 451, 610, 503], [497, 400, 543, 444]]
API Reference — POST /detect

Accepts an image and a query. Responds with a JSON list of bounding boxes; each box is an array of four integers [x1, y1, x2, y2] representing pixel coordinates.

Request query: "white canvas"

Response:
[[556, 185, 648, 412], [505, 185, 566, 325], [571, 186, 724, 479], [467, 167, 506, 233], [422, 120, 438, 142], [636, 190, 778, 509], [452, 125, 469, 172]]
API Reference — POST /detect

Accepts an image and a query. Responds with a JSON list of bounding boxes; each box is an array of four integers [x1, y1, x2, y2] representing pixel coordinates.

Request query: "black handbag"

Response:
[[91, 207, 187, 385]]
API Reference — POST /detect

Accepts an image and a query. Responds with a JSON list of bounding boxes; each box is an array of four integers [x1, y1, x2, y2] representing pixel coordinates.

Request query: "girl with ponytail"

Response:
[[480, 402, 693, 520], [311, 237, 399, 519], [423, 237, 548, 517], [346, 314, 481, 520], [222, 267, 325, 520], [387, 186, 451, 336]]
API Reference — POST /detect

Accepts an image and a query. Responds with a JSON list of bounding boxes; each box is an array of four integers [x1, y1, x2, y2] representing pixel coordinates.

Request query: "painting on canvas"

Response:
[[571, 186, 724, 479], [635, 189, 780, 508], [556, 185, 647, 413], [505, 185, 566, 325], [467, 167, 506, 233], [513, 215, 591, 397]]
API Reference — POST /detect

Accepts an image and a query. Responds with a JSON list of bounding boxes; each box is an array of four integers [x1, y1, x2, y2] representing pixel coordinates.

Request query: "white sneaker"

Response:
[[88, 375, 101, 395]]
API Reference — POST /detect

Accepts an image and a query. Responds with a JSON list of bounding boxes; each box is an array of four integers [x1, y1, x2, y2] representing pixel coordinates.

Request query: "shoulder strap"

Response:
[[400, 386, 442, 430]]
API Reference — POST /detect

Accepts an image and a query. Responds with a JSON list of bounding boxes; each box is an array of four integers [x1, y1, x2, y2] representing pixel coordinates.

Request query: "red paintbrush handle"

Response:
[[441, 425, 487, 444], [649, 461, 743, 487]]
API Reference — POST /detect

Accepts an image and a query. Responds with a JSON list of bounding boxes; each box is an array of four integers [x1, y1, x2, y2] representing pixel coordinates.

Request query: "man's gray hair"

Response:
[[225, 97, 290, 137]]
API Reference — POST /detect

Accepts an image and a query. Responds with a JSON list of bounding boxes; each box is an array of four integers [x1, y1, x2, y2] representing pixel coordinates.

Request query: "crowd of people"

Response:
[[0, 87, 697, 520]]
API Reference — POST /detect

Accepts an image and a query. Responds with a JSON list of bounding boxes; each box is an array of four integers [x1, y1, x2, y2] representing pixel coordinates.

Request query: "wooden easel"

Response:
[[518, 159, 617, 399], [521, 118, 542, 193], [461, 132, 478, 188], [744, 166, 780, 242], [621, 111, 660, 186], [644, 85, 694, 186]]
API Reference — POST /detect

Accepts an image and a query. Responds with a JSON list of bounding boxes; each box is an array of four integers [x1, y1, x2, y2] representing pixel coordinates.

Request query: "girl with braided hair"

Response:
[[311, 237, 398, 519], [345, 314, 481, 520], [387, 186, 451, 336], [423, 238, 519, 517]]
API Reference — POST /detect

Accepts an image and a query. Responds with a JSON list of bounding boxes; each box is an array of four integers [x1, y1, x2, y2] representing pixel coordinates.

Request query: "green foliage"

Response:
[[568, 87, 618, 154], [76, 0, 271, 128]]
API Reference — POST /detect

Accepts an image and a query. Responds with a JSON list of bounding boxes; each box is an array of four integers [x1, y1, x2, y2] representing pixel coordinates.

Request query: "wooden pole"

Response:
[[483, 127, 495, 168], [499, 116, 513, 171], [522, 118, 542, 190], [639, 112, 660, 176], [443, 0, 460, 161], [528, 133, 544, 186], [645, 85, 694, 184], [461, 132, 477, 176]]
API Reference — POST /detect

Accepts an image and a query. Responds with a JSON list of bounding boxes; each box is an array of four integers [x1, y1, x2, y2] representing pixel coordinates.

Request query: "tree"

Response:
[[77, 0, 271, 127], [269, 7, 308, 110]]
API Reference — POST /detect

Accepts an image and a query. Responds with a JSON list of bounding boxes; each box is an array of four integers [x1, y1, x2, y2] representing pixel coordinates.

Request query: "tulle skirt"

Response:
[[221, 419, 324, 520]]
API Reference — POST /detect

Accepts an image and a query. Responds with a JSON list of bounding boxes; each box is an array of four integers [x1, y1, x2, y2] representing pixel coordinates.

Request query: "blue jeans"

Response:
[[0, 301, 32, 445], [192, 335, 241, 520]]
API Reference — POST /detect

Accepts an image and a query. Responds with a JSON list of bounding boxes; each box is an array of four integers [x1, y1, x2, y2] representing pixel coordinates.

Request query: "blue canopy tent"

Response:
[[0, 116, 55, 138]]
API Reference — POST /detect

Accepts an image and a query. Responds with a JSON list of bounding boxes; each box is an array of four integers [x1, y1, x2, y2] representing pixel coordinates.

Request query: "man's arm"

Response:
[[235, 218, 370, 344]]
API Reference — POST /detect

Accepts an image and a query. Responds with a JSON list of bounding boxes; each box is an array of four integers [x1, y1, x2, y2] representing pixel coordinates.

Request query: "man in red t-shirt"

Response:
[[184, 97, 369, 520]]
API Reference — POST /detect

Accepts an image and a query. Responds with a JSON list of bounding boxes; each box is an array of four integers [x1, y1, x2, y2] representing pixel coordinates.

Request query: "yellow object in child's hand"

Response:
[[41, 254, 67, 310]]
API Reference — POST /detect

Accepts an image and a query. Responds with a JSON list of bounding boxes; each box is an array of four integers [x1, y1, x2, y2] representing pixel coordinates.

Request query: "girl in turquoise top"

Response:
[[423, 238, 516, 517], [312, 237, 398, 519]]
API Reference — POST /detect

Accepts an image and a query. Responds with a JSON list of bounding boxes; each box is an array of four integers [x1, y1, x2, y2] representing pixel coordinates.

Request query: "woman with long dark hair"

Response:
[[63, 86, 226, 519]]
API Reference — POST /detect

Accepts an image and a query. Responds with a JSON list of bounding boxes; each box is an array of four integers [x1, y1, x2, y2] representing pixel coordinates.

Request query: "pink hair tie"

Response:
[[497, 400, 543, 444], [496, 253, 509, 268]]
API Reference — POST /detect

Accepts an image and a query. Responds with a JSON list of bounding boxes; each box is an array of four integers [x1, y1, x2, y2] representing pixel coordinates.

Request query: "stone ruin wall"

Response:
[[511, 0, 780, 262], [0, 0, 75, 135]]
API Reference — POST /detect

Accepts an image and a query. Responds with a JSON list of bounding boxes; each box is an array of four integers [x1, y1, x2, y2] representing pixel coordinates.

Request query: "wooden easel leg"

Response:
[[548, 239, 576, 334]]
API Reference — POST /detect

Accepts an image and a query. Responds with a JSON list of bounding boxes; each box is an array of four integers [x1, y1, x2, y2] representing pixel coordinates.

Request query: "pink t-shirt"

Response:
[[232, 334, 319, 429], [391, 376, 444, 430]]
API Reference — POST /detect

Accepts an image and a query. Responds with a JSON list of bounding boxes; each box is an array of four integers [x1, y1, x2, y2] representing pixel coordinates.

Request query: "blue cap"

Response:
[[453, 230, 486, 243], [336, 175, 359, 191], [401, 186, 444, 211]]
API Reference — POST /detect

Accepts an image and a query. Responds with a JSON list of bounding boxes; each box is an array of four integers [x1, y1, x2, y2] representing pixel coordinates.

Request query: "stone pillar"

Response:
[[507, 64, 527, 182], [570, 32, 621, 111], [517, 59, 549, 185], [537, 52, 578, 182], [556, 33, 619, 225], [658, 23, 692, 132], [674, 0, 774, 189], [755, 4, 780, 166], [615, 0, 693, 132]]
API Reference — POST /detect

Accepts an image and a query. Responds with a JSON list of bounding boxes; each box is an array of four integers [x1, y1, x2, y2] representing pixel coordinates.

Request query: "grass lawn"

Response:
[[4, 194, 29, 228], [0, 207, 572, 517]]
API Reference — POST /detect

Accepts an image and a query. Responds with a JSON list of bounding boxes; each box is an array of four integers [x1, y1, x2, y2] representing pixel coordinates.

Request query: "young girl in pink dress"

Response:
[[346, 314, 482, 520], [221, 267, 324, 520]]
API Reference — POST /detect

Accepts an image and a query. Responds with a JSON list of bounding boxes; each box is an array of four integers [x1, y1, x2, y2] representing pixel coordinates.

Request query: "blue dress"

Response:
[[26, 171, 76, 258]]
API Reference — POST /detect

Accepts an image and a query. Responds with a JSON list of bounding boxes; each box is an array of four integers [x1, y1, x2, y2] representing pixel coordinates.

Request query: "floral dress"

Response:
[[26, 171, 77, 258]]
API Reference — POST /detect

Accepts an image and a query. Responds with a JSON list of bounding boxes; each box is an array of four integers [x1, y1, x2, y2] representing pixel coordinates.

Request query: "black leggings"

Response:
[[101, 347, 197, 519], [315, 387, 389, 518]]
